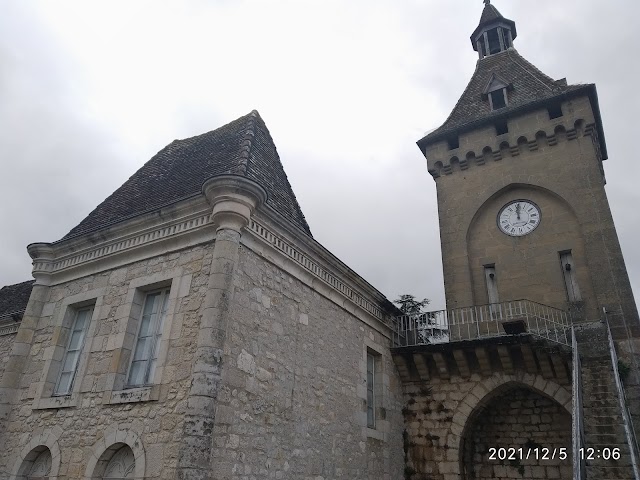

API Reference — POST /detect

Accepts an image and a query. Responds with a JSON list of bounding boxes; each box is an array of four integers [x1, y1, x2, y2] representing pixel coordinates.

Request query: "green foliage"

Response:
[[394, 294, 430, 315]]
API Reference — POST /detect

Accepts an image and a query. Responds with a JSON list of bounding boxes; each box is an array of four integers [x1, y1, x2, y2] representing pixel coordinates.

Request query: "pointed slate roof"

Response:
[[0, 280, 34, 318], [417, 49, 606, 158], [63, 111, 312, 239]]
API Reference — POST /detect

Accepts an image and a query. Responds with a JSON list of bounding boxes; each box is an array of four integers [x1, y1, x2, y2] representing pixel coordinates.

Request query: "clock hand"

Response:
[[516, 203, 521, 220]]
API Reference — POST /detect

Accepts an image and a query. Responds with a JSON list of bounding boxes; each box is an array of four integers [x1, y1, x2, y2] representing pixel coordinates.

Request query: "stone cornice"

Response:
[[429, 120, 600, 179], [246, 208, 392, 332], [0, 322, 19, 336], [24, 182, 392, 335], [28, 197, 213, 286]]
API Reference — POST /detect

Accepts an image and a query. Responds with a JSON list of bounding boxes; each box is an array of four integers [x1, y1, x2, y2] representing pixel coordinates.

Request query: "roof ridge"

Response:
[[428, 56, 484, 136], [506, 49, 555, 93], [235, 110, 259, 175], [247, 111, 312, 234]]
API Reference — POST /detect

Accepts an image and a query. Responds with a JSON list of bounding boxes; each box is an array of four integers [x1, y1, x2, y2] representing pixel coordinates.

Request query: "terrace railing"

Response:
[[393, 299, 571, 348]]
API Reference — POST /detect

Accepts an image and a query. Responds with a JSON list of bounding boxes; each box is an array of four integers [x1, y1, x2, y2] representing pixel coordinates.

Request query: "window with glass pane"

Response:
[[367, 353, 375, 428], [54, 307, 92, 395], [127, 288, 170, 387]]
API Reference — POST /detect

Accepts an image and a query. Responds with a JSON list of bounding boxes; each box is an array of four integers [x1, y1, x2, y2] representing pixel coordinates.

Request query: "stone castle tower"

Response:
[[391, 1, 640, 479]]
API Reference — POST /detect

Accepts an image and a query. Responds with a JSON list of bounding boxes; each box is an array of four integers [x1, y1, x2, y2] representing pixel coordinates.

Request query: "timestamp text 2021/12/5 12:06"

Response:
[[489, 447, 622, 461]]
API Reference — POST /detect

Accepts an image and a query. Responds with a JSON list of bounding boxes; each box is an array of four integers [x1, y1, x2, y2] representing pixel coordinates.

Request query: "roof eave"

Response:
[[417, 84, 607, 159]]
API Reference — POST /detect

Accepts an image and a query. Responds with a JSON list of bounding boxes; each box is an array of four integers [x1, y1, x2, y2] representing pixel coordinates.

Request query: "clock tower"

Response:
[[393, 3, 640, 478], [417, 1, 639, 337]]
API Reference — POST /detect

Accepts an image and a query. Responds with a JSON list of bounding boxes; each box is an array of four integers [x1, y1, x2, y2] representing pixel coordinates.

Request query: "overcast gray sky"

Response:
[[1, 0, 638, 311]]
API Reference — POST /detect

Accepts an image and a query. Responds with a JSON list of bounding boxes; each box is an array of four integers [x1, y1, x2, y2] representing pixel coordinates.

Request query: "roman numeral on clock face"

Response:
[[498, 200, 541, 236]]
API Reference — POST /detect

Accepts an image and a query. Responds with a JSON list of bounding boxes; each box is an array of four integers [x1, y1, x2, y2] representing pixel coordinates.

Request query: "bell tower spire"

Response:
[[471, 0, 517, 58]]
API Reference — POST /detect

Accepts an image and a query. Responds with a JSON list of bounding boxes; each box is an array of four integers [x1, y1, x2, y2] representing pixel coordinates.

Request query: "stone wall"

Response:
[[402, 371, 572, 480], [1, 235, 405, 479], [425, 94, 639, 333], [0, 243, 213, 479], [0, 332, 16, 385], [210, 245, 406, 479]]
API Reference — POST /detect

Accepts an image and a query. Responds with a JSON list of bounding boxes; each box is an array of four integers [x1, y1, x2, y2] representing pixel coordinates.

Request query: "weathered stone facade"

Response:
[[0, 172, 404, 479], [0, 331, 16, 382]]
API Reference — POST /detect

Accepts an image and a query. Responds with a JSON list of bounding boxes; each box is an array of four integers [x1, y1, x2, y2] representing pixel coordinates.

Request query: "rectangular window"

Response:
[[484, 266, 499, 305], [560, 251, 581, 302], [127, 288, 170, 387], [366, 353, 376, 428], [500, 28, 510, 48], [487, 28, 501, 54], [490, 90, 507, 110], [548, 104, 563, 119], [495, 120, 508, 135], [54, 306, 93, 395], [447, 136, 459, 150]]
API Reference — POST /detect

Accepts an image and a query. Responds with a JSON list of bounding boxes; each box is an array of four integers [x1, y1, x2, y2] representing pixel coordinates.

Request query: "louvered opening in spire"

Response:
[[471, 1, 517, 59]]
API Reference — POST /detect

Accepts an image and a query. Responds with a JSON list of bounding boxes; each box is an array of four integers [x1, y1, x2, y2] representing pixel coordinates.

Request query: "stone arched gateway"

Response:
[[445, 373, 572, 479], [459, 381, 572, 479]]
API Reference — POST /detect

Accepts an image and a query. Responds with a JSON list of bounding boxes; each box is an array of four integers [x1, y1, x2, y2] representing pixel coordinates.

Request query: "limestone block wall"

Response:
[[0, 243, 213, 480], [0, 332, 16, 383], [423, 94, 639, 335], [402, 371, 572, 480], [211, 246, 406, 479]]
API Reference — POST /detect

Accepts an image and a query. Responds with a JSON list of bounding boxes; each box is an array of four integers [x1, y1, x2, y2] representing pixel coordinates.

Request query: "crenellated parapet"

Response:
[[428, 119, 600, 178]]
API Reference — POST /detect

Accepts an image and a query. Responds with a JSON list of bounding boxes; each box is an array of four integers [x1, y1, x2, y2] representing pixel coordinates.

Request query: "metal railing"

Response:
[[604, 308, 640, 480], [572, 326, 586, 480], [393, 299, 571, 347]]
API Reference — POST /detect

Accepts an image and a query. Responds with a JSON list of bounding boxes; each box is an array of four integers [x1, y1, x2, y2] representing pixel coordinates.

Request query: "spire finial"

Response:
[[484, 0, 490, 4]]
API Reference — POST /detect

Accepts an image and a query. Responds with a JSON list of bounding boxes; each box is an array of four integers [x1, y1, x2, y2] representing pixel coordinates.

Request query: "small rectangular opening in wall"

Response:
[[490, 90, 507, 110], [447, 136, 459, 150], [548, 104, 563, 119], [495, 120, 508, 135], [559, 251, 581, 302]]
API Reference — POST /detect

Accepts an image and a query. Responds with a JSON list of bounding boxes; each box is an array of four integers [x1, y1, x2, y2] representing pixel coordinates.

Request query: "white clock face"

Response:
[[498, 200, 541, 237]]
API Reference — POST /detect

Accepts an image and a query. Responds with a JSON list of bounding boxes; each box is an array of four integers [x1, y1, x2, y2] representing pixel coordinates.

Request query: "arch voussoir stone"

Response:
[[442, 373, 571, 476]]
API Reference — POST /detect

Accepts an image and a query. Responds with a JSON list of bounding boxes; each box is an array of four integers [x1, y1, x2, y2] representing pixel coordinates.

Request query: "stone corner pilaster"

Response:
[[27, 242, 55, 286], [201, 175, 267, 233]]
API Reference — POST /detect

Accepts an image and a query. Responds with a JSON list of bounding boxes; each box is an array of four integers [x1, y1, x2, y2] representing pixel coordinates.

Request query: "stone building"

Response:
[[392, 1, 640, 479], [0, 111, 406, 479], [1, 2, 639, 480]]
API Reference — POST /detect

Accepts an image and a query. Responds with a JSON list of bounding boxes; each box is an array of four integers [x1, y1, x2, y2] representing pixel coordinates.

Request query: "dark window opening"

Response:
[[490, 90, 506, 110], [487, 29, 501, 54], [447, 136, 459, 150], [500, 28, 511, 48], [479, 39, 487, 57], [548, 104, 563, 119], [495, 120, 508, 135]]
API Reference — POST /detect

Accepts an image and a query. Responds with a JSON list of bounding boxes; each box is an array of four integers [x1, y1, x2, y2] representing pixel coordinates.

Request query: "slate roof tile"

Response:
[[63, 111, 311, 239], [419, 49, 588, 147], [0, 280, 34, 318]]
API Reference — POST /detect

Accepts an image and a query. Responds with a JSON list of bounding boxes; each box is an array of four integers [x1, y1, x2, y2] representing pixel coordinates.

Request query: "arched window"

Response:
[[99, 444, 135, 479], [17, 447, 52, 480]]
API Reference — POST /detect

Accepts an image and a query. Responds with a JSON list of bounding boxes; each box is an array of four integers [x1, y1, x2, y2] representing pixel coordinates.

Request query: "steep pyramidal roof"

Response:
[[0, 280, 34, 318], [63, 111, 312, 239], [418, 49, 596, 148]]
